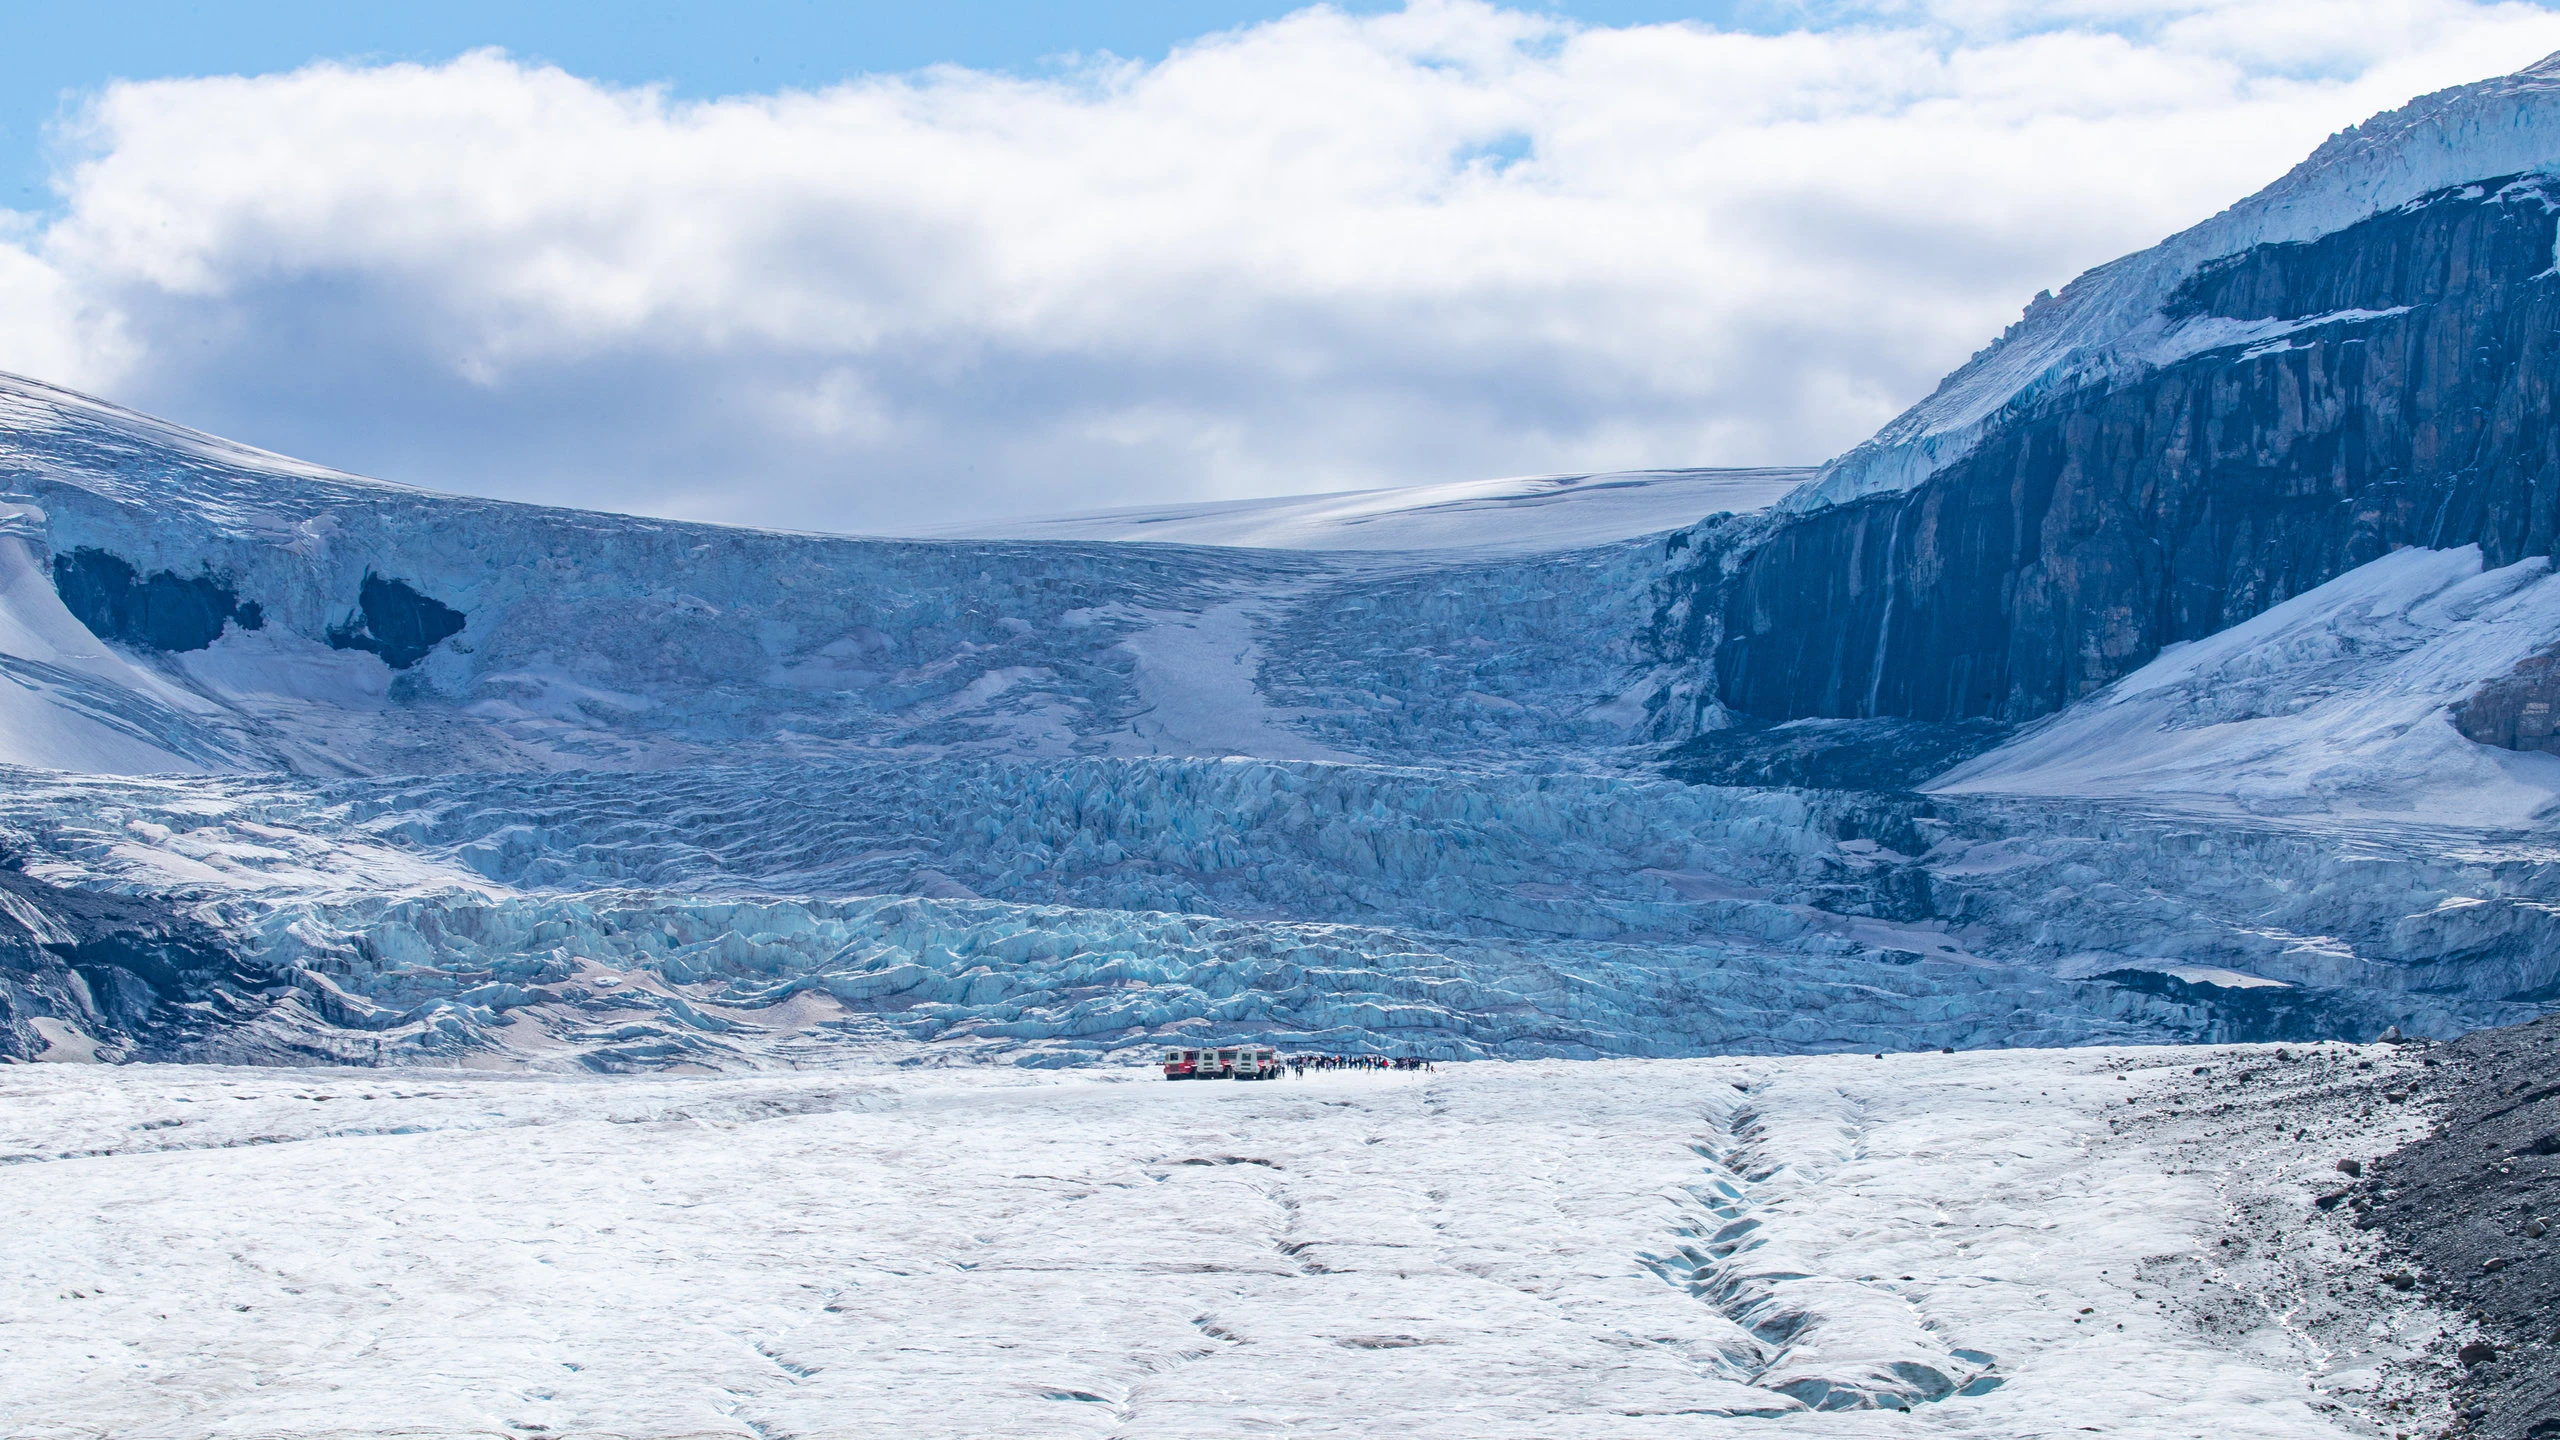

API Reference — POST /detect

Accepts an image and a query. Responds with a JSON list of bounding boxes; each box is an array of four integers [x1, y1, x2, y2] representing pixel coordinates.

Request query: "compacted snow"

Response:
[[917, 469, 1810, 554], [0, 1045, 2461, 1439]]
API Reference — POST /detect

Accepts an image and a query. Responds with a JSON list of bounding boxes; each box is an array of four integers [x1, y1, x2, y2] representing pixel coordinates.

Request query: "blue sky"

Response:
[[2, 1, 2555, 532]]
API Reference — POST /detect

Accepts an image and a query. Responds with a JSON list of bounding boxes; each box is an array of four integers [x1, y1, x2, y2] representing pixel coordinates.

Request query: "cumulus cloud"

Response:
[[3, 0, 2558, 532]]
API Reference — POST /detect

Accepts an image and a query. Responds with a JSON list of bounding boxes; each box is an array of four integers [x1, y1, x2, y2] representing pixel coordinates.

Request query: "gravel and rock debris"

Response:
[[2360, 1013, 2560, 1439]]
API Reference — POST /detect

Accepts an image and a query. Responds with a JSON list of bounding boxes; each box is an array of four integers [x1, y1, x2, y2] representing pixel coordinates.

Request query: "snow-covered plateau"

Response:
[[0, 1045, 2473, 1439], [916, 467, 1812, 555]]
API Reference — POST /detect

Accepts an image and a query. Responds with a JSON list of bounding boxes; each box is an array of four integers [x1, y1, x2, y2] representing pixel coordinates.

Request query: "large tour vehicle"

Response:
[[1162, 1046, 1281, 1080]]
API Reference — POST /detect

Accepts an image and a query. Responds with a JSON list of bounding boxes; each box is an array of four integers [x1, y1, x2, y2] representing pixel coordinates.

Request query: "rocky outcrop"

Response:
[[51, 546, 262, 652], [2454, 642, 2560, 752], [325, 572, 466, 669], [0, 856, 273, 1063], [2360, 1014, 2560, 1439], [1661, 717, 2010, 791], [1706, 175, 2560, 725]]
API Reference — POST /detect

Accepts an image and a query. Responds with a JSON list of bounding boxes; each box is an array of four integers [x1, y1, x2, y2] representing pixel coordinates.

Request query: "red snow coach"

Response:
[[1162, 1045, 1280, 1080]]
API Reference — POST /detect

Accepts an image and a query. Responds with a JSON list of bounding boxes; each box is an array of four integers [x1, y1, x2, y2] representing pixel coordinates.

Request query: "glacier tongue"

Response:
[[1, 318, 2557, 1068]]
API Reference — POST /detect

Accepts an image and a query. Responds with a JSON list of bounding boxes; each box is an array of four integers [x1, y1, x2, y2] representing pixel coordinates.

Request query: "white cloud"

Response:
[[3, 0, 2558, 532]]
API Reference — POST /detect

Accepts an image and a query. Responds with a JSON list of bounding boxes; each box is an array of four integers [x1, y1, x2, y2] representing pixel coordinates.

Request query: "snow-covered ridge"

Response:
[[1791, 51, 2560, 513], [916, 467, 1810, 554]]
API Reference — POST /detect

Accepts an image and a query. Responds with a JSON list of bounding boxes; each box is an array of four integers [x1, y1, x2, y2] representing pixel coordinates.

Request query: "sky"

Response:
[[4, 0, 2560, 535]]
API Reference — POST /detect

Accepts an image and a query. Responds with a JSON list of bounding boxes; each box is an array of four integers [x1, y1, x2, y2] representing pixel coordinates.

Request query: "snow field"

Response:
[[917, 468, 1811, 554], [0, 1046, 2447, 1439], [1936, 547, 2560, 826]]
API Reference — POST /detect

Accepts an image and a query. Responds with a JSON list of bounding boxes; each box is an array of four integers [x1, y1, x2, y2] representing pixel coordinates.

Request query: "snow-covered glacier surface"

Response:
[[0, 1046, 2461, 1437], [1936, 547, 2560, 825], [916, 467, 1811, 554]]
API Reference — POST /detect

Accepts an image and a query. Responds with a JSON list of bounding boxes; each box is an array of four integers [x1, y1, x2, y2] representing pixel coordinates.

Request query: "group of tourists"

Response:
[[1287, 1054, 1435, 1077]]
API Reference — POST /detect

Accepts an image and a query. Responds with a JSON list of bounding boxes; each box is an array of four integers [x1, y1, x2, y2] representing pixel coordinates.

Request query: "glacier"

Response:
[[7, 58, 2560, 1071], [9, 55, 2560, 1440], [0, 1045, 2467, 1437], [2, 353, 2559, 1068]]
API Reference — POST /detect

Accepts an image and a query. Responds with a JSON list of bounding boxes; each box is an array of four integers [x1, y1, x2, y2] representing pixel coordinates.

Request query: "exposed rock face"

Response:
[[0, 858, 273, 1063], [2454, 642, 2560, 752], [325, 572, 466, 669], [51, 546, 262, 652], [1661, 717, 2010, 791], [1708, 176, 2560, 724]]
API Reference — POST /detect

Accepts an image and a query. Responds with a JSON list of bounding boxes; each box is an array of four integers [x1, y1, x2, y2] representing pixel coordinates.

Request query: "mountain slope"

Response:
[[1798, 50, 2560, 514], [1669, 51, 2560, 806], [1931, 545, 2560, 825]]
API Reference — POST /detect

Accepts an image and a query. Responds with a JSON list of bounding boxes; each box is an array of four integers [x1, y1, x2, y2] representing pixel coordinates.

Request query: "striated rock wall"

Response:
[[1709, 176, 2560, 724]]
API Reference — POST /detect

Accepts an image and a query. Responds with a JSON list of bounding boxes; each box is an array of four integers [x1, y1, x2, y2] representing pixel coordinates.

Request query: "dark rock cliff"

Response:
[[1705, 175, 2560, 725], [326, 572, 467, 669], [52, 546, 263, 652]]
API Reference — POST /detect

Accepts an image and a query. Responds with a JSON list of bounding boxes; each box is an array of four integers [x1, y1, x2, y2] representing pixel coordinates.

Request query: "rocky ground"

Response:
[[2363, 1014, 2560, 1439]]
